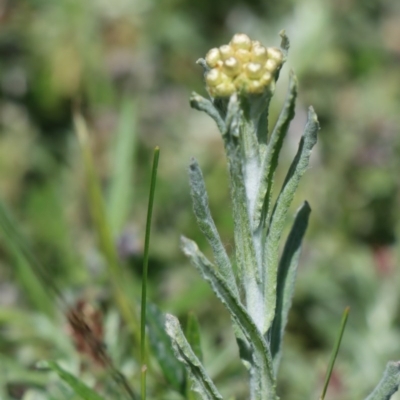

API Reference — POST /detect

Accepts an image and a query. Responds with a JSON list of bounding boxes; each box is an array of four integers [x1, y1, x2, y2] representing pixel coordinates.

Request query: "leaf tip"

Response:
[[308, 106, 320, 126]]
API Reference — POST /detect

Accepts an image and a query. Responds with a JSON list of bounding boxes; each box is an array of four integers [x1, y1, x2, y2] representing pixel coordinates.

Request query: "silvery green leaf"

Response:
[[264, 107, 319, 331], [181, 237, 277, 400], [147, 303, 186, 394], [188, 159, 239, 298], [365, 362, 400, 400], [223, 123, 262, 328], [252, 71, 298, 231], [190, 93, 226, 134], [238, 95, 261, 161], [186, 312, 204, 400], [268, 202, 311, 373], [196, 58, 211, 73], [279, 30, 290, 59], [225, 94, 241, 138], [165, 314, 223, 400]]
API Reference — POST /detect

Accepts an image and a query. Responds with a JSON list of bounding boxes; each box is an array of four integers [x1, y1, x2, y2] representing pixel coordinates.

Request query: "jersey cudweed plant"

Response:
[[164, 33, 400, 400]]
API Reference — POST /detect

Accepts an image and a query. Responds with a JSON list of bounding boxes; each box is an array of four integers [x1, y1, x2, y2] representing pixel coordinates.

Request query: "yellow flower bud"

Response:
[[230, 33, 252, 50], [245, 62, 263, 79], [251, 40, 262, 48], [251, 44, 269, 63], [233, 73, 247, 89], [206, 69, 225, 87], [219, 44, 234, 60], [259, 72, 272, 86], [235, 49, 251, 63], [264, 59, 278, 73], [203, 34, 284, 97], [214, 82, 236, 97], [267, 47, 284, 63], [223, 57, 241, 77], [205, 48, 221, 68], [247, 80, 264, 94]]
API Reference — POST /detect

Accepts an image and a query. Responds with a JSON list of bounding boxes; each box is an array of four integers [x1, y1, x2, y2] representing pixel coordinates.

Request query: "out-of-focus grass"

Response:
[[0, 0, 399, 399]]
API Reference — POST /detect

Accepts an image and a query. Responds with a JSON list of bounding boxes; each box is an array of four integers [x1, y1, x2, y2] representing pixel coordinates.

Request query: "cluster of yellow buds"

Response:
[[204, 33, 284, 98]]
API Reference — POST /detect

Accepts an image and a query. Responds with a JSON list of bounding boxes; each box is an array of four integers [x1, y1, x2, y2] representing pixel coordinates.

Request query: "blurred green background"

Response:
[[0, 0, 400, 399]]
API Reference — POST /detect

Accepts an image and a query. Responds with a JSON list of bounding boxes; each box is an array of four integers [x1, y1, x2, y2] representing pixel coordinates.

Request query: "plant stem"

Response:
[[320, 306, 350, 400]]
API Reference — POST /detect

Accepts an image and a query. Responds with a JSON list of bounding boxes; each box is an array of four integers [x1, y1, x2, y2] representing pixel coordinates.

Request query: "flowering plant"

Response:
[[165, 32, 400, 400]]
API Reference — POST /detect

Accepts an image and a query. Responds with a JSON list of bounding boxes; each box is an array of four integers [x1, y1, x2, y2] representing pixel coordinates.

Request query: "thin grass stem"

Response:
[[320, 306, 350, 400]]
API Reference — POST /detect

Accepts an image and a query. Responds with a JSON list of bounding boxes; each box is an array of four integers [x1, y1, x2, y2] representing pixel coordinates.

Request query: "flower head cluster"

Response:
[[204, 33, 284, 98]]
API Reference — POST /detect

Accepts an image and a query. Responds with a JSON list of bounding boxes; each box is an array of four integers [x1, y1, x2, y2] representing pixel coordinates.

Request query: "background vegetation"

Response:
[[0, 0, 399, 399]]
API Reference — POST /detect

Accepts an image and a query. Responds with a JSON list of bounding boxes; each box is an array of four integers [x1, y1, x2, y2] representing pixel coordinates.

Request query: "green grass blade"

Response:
[[320, 306, 350, 400], [0, 200, 55, 316], [264, 107, 319, 332], [74, 113, 139, 343], [165, 314, 223, 400], [140, 146, 160, 400], [188, 158, 238, 298], [269, 201, 311, 372], [108, 97, 138, 235], [45, 361, 105, 400]]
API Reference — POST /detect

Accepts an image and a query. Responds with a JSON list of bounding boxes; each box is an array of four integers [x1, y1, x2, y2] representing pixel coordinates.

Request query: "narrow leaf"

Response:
[[238, 95, 260, 161], [190, 93, 226, 134], [224, 129, 262, 330], [279, 30, 290, 57], [0, 199, 56, 316], [108, 97, 137, 235], [147, 303, 186, 393], [263, 107, 319, 331], [253, 71, 298, 230], [186, 311, 203, 363], [320, 307, 350, 400], [74, 112, 122, 279], [365, 362, 400, 400], [74, 113, 139, 346], [269, 201, 311, 372], [186, 312, 204, 400], [181, 237, 277, 400], [46, 361, 105, 400], [165, 314, 223, 400], [188, 159, 239, 298], [141, 146, 160, 400]]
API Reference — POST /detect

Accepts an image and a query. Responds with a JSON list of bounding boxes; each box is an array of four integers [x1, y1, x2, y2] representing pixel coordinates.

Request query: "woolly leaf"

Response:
[[181, 237, 277, 400], [188, 158, 239, 298], [365, 362, 400, 400], [253, 71, 298, 231], [147, 303, 186, 394], [223, 97, 262, 330], [264, 107, 319, 331], [165, 314, 223, 400], [190, 92, 226, 134], [269, 202, 311, 372]]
